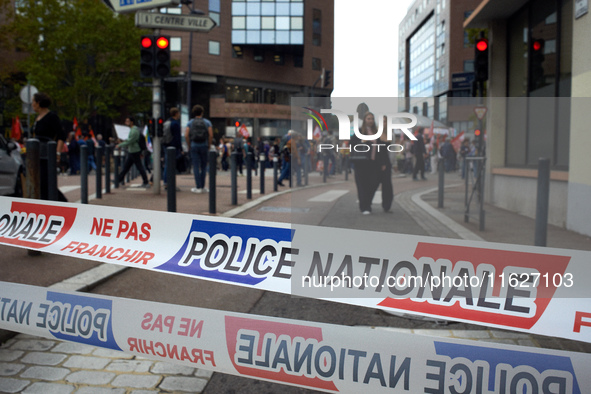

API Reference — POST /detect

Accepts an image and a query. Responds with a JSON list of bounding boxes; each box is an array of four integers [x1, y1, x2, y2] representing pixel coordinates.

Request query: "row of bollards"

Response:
[[25, 138, 133, 205]]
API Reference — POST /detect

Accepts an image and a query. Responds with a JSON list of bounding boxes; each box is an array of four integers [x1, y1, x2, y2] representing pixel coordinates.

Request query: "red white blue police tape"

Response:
[[1, 197, 590, 343], [1, 280, 590, 393]]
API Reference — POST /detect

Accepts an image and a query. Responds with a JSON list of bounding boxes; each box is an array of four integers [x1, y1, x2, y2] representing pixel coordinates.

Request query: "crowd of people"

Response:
[[17, 93, 481, 216]]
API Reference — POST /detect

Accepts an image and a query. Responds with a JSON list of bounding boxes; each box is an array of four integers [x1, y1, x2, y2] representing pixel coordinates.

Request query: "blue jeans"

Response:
[[191, 142, 209, 189], [278, 161, 291, 183]]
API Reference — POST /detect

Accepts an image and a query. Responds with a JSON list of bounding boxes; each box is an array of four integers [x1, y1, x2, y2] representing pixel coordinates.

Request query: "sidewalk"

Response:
[[2, 168, 590, 393]]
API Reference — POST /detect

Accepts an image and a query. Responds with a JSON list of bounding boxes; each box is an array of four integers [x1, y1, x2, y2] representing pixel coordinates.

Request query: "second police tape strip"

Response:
[[0, 280, 590, 393], [0, 197, 590, 343]]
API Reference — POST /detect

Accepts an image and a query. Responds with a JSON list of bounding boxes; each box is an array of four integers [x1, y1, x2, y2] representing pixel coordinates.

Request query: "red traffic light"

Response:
[[141, 37, 153, 48], [156, 36, 169, 49], [476, 39, 488, 52], [235, 121, 240, 127], [474, 129, 481, 136], [533, 40, 542, 51], [158, 118, 164, 125]]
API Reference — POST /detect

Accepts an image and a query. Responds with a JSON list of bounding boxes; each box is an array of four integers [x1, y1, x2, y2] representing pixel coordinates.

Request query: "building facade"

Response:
[[398, 0, 482, 133], [466, 0, 591, 236], [161, 0, 334, 139]]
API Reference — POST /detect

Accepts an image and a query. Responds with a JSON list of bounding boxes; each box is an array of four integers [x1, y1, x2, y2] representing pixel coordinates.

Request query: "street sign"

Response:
[[135, 11, 217, 32], [19, 85, 38, 104], [451, 72, 475, 90], [103, 0, 180, 14], [474, 106, 487, 120]]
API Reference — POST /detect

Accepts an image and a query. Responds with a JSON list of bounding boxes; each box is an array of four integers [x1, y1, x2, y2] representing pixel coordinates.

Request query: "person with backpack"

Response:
[[116, 116, 150, 187], [162, 107, 182, 188], [185, 104, 213, 194]]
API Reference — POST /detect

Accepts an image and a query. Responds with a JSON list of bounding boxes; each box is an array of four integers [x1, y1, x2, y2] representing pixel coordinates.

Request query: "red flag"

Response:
[[11, 117, 22, 141], [73, 117, 82, 138]]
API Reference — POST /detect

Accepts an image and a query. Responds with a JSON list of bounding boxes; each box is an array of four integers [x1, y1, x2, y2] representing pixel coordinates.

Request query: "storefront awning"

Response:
[[464, 0, 529, 28]]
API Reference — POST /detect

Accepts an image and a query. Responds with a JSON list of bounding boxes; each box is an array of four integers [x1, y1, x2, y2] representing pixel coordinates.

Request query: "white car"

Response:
[[0, 135, 24, 197]]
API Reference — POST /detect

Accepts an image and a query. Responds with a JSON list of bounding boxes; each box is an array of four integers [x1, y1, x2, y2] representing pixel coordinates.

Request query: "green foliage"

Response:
[[2, 0, 151, 120]]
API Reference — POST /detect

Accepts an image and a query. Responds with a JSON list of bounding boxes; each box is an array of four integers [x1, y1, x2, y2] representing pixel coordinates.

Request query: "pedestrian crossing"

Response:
[[307, 189, 349, 202]]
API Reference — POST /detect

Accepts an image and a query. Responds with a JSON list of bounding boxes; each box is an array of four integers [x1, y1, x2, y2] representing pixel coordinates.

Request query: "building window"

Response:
[[273, 54, 284, 65], [293, 54, 303, 68], [312, 57, 322, 71], [254, 49, 265, 62], [209, 0, 220, 26], [232, 45, 243, 58], [313, 9, 322, 46], [171, 37, 181, 52], [463, 60, 474, 72], [231, 0, 304, 45], [505, 0, 572, 169], [208, 41, 220, 55]]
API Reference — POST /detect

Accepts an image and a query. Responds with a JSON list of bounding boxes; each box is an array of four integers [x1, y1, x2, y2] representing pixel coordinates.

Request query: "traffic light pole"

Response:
[[152, 29, 162, 195]]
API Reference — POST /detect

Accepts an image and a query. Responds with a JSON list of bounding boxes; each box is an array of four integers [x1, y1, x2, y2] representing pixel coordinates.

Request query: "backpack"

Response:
[[138, 130, 147, 152], [189, 118, 208, 143], [162, 119, 173, 145]]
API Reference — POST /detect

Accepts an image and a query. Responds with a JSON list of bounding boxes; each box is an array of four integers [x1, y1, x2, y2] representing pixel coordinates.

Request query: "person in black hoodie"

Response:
[[31, 92, 68, 201], [412, 127, 427, 181], [351, 112, 392, 214]]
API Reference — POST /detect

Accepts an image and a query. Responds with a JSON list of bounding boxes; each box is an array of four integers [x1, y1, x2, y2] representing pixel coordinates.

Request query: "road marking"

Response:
[[257, 206, 310, 213], [308, 189, 348, 202], [60, 185, 80, 193]]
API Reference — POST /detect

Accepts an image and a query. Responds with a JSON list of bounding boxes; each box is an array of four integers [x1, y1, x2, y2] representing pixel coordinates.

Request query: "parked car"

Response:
[[0, 134, 24, 197]]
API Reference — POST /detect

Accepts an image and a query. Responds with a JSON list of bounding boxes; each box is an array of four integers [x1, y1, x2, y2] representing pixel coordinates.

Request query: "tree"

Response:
[[0, 0, 150, 121]]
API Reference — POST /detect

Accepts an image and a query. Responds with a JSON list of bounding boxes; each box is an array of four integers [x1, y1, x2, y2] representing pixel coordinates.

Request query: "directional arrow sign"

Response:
[[135, 12, 217, 32], [103, 0, 180, 14]]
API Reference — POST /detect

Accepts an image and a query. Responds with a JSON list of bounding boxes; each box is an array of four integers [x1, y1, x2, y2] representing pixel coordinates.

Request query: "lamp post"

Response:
[[181, 0, 205, 116]]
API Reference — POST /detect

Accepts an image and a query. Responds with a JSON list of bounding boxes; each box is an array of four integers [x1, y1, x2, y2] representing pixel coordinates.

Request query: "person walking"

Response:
[[351, 112, 383, 214], [412, 128, 427, 181], [377, 117, 394, 212], [163, 107, 182, 189], [115, 116, 150, 187], [30, 92, 68, 201], [185, 104, 213, 194]]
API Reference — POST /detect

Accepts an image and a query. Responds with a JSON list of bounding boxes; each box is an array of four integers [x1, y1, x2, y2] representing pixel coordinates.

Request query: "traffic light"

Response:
[[530, 39, 545, 90], [154, 35, 171, 78], [140, 35, 155, 78], [157, 117, 164, 137], [474, 37, 488, 82], [474, 129, 483, 155], [147, 118, 155, 138], [323, 69, 331, 87]]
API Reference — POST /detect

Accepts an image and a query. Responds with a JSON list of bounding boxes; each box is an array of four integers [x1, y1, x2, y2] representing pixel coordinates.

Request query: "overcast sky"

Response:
[[332, 0, 413, 108]]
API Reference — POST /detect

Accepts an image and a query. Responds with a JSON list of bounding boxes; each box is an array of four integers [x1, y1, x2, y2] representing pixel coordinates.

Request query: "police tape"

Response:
[[1, 280, 590, 393], [1, 197, 591, 343]]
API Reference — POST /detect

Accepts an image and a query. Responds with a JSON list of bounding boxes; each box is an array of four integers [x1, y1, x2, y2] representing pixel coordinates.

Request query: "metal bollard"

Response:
[[246, 151, 252, 200], [47, 141, 58, 201], [25, 139, 41, 199], [209, 150, 217, 214], [80, 144, 88, 204], [438, 158, 444, 208], [166, 147, 176, 212], [105, 145, 111, 194], [273, 157, 278, 192], [114, 148, 120, 188], [231, 151, 238, 205], [96, 145, 103, 199], [259, 153, 265, 194], [535, 158, 551, 247]]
